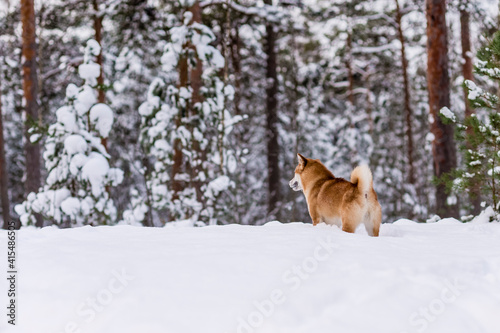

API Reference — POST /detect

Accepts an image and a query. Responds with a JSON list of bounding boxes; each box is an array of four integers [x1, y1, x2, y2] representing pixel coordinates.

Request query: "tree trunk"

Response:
[[230, 26, 242, 115], [171, 42, 188, 203], [171, 1, 204, 208], [190, 2, 203, 110], [264, 0, 281, 220], [460, 5, 481, 215], [0, 73, 11, 229], [189, 1, 204, 203], [426, 0, 458, 218], [395, 0, 415, 185], [21, 0, 42, 227], [346, 31, 355, 108], [93, 0, 107, 149]]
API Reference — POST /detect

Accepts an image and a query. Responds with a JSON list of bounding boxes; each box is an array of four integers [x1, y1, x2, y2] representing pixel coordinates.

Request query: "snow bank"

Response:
[[1, 221, 500, 333]]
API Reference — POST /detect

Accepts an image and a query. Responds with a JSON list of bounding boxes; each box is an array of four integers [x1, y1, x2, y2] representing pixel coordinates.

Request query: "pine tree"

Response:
[[426, 0, 458, 218], [21, 0, 42, 226]]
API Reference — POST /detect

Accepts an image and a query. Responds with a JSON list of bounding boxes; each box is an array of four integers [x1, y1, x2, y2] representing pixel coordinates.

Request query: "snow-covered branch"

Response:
[[199, 0, 284, 22], [42, 56, 84, 81], [352, 42, 399, 54]]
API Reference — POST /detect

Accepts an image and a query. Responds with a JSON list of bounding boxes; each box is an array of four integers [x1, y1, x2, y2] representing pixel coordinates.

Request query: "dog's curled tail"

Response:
[[351, 165, 373, 195]]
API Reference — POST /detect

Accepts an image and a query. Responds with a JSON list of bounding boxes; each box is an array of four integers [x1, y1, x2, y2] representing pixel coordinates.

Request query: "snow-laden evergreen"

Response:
[[14, 40, 123, 226], [121, 7, 241, 226]]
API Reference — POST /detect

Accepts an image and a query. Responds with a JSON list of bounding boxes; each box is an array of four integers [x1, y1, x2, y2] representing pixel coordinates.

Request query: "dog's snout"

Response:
[[289, 180, 298, 188]]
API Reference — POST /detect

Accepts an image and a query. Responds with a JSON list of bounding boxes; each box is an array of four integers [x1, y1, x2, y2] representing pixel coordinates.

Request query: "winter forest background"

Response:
[[1, 0, 500, 228]]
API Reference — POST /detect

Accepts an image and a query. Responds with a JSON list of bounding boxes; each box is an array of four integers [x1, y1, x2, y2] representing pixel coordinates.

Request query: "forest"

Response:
[[1, 0, 500, 228]]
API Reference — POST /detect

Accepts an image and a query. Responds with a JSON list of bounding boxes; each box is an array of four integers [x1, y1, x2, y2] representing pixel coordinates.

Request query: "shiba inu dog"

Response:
[[289, 154, 382, 236]]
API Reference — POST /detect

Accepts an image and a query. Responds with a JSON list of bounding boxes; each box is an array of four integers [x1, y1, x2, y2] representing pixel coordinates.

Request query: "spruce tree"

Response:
[[440, 31, 500, 219], [15, 40, 123, 226], [123, 4, 239, 226]]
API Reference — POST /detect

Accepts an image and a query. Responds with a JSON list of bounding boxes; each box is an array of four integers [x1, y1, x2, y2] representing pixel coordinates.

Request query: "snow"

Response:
[[69, 153, 87, 176], [89, 103, 114, 138], [2, 220, 500, 333], [464, 80, 482, 101], [81, 153, 111, 197], [64, 134, 88, 155], [439, 107, 456, 122], [487, 166, 500, 176], [56, 106, 77, 132], [206, 175, 232, 197], [74, 85, 97, 116], [29, 133, 41, 143], [78, 63, 101, 86], [85, 39, 101, 57], [60, 197, 82, 218]]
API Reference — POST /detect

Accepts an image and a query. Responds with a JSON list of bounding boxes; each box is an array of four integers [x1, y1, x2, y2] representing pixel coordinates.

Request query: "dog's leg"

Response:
[[341, 221, 356, 233], [312, 216, 321, 226], [309, 210, 320, 226], [341, 213, 357, 233], [341, 206, 362, 234], [371, 204, 382, 237], [364, 220, 374, 236]]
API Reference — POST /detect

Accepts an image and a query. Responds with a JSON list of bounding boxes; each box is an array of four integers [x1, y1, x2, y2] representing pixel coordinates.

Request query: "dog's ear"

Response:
[[297, 154, 307, 168]]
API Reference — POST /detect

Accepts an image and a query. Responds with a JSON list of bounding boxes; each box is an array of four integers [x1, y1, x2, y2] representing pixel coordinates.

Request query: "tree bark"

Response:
[[171, 41, 188, 202], [426, 0, 458, 218], [346, 31, 355, 108], [21, 0, 42, 227], [189, 1, 204, 203], [395, 0, 415, 185], [171, 1, 204, 206], [460, 5, 481, 215], [230, 26, 242, 115], [93, 0, 105, 104], [264, 0, 281, 220], [0, 73, 11, 229], [93, 0, 107, 149]]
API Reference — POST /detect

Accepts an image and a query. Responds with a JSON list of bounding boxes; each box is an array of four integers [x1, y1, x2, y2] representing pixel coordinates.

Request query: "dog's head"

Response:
[[289, 154, 308, 192]]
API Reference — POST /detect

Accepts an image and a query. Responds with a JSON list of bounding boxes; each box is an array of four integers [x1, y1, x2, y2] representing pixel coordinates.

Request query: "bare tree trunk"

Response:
[[0, 73, 11, 229], [172, 44, 188, 203], [93, 0, 105, 103], [171, 1, 204, 209], [190, 2, 203, 109], [189, 1, 204, 203], [264, 0, 281, 220], [395, 0, 415, 185], [460, 4, 481, 215], [21, 0, 42, 227], [346, 31, 355, 109], [230, 25, 242, 116], [426, 0, 458, 218], [93, 0, 107, 149]]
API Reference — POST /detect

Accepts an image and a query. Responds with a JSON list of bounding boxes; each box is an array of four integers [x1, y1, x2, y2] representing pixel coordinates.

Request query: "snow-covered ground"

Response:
[[1, 219, 500, 333]]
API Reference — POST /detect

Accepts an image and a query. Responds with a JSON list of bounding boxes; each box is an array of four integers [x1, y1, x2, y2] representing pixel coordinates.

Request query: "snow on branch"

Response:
[[200, 0, 285, 22], [42, 56, 84, 81], [352, 13, 397, 27], [351, 5, 417, 27], [352, 41, 400, 54]]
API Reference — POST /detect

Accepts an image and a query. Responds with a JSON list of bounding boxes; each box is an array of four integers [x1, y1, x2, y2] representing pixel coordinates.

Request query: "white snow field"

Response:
[[2, 219, 500, 333]]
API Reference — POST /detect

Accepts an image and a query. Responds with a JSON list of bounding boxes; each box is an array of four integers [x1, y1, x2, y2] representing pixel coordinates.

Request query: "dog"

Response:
[[289, 154, 382, 236]]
